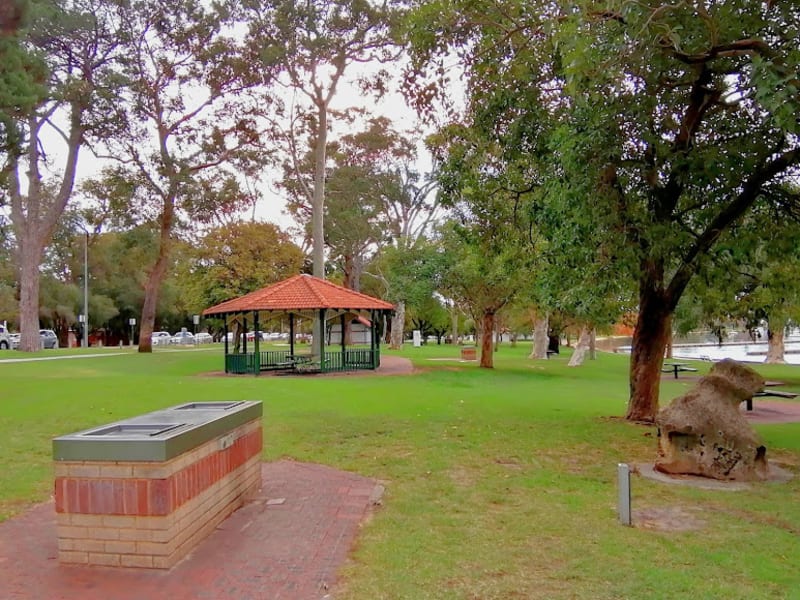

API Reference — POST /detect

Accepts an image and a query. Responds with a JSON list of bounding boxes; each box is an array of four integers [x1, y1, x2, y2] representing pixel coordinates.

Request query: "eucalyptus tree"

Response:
[[319, 118, 404, 290], [243, 0, 401, 279], [101, 0, 266, 352], [3, 0, 121, 352], [375, 124, 441, 343], [365, 238, 444, 349], [407, 1, 800, 421], [282, 115, 440, 344], [438, 215, 533, 368]]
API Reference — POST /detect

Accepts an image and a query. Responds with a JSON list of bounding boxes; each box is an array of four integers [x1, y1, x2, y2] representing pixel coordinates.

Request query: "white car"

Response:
[[170, 331, 195, 345], [39, 329, 59, 349], [194, 332, 213, 344], [151, 331, 172, 346]]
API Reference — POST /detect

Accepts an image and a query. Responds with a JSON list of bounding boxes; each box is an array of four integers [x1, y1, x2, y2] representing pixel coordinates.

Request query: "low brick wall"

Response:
[[54, 419, 262, 569]]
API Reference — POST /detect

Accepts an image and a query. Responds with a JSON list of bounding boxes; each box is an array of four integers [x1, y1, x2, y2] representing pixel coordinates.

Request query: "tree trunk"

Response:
[[626, 291, 673, 423], [17, 236, 46, 351], [312, 101, 327, 279], [765, 318, 786, 364], [450, 308, 459, 344], [589, 327, 596, 360], [568, 326, 592, 367], [529, 315, 548, 359], [138, 199, 175, 353], [10, 110, 84, 353], [665, 332, 674, 359], [479, 310, 495, 368], [390, 300, 405, 350]]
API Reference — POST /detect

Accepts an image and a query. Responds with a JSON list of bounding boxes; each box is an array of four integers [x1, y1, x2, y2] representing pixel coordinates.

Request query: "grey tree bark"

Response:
[[390, 300, 405, 350], [765, 319, 786, 364], [568, 326, 592, 367], [529, 315, 549, 359]]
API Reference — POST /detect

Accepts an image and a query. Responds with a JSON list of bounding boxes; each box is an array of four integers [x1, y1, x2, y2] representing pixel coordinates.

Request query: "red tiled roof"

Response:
[[203, 274, 394, 315]]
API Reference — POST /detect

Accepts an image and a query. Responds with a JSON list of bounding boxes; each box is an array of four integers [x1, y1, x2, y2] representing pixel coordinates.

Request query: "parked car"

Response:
[[8, 333, 20, 349], [170, 331, 195, 345], [151, 331, 172, 346], [194, 332, 213, 344], [245, 331, 271, 341], [0, 324, 10, 350], [39, 329, 59, 349], [224, 331, 249, 342]]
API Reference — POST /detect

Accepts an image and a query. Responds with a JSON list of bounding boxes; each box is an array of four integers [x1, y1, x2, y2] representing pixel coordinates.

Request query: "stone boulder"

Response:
[[655, 360, 768, 481], [708, 358, 764, 396]]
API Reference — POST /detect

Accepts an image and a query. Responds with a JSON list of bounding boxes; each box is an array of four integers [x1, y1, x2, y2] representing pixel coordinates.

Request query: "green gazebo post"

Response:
[[252, 311, 260, 375]]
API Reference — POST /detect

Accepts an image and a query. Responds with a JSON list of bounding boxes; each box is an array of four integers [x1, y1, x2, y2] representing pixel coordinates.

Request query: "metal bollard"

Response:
[[618, 463, 632, 526]]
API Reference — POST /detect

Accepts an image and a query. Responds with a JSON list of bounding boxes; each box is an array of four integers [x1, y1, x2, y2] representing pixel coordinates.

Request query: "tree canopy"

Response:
[[407, 0, 800, 420]]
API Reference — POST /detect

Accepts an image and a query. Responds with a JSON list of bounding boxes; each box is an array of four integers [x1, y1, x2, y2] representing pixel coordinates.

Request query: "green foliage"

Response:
[[184, 221, 304, 308], [677, 199, 800, 335], [367, 239, 444, 307], [0, 13, 47, 157], [407, 292, 450, 341]]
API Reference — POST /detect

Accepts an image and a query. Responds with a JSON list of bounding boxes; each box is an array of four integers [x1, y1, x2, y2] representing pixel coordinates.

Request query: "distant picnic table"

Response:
[[661, 362, 698, 379], [746, 387, 799, 411]]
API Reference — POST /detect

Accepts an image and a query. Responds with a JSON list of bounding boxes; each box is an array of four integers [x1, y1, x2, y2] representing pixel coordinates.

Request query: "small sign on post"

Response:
[[129, 318, 136, 347]]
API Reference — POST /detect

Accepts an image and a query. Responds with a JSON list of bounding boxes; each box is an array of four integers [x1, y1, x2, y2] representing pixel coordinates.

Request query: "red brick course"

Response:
[[55, 428, 263, 517], [0, 461, 381, 599]]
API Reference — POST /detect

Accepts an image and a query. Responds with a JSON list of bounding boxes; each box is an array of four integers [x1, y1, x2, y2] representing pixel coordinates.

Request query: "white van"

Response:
[[0, 324, 11, 350]]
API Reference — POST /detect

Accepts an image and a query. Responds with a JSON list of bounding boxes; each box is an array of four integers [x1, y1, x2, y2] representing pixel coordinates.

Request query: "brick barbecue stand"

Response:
[[53, 404, 262, 569]]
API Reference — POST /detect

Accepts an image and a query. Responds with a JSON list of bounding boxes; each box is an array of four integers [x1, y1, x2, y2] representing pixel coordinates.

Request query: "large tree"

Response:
[[3, 0, 120, 352], [365, 238, 444, 349], [407, 1, 800, 421], [244, 0, 401, 279], [103, 0, 263, 352]]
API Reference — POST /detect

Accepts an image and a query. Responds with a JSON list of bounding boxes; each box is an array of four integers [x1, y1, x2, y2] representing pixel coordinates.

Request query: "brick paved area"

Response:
[[0, 461, 382, 600]]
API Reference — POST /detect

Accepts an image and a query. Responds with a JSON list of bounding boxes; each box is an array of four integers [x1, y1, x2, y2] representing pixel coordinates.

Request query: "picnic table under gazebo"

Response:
[[203, 274, 394, 375]]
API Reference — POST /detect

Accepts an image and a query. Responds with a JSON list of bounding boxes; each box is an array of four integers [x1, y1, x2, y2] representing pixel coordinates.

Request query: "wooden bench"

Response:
[[661, 363, 698, 379]]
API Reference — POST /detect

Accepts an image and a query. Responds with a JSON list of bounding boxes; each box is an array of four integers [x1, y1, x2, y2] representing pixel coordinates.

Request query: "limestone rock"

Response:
[[655, 360, 768, 481], [709, 358, 764, 396]]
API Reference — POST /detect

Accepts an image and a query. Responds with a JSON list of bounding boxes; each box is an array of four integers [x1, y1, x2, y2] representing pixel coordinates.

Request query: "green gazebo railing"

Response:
[[224, 346, 381, 375]]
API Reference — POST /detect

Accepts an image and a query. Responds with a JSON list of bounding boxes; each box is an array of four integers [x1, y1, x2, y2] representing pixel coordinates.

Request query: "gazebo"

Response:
[[202, 274, 395, 375]]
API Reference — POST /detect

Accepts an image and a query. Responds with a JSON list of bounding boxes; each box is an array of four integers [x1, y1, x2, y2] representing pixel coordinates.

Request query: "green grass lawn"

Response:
[[1, 343, 798, 599]]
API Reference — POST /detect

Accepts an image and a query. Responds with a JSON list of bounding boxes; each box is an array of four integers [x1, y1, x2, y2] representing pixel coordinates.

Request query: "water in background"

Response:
[[608, 330, 800, 365]]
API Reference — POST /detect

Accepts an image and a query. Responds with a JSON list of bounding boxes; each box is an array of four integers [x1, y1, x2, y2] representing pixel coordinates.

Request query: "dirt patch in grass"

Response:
[[633, 506, 707, 532], [448, 465, 479, 488]]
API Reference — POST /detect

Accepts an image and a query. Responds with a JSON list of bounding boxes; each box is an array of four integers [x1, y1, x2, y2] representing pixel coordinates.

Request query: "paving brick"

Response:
[[0, 461, 380, 599]]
